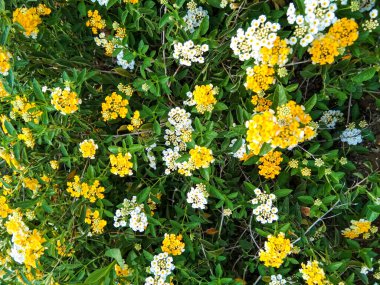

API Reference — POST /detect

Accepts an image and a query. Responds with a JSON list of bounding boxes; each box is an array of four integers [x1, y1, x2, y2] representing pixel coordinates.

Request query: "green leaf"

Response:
[[137, 187, 151, 203], [304, 94, 317, 113], [352, 68, 376, 83], [273, 84, 287, 109], [297, 196, 314, 205], [274, 189, 293, 198], [199, 17, 209, 36], [105, 249, 124, 267], [33, 79, 45, 101], [4, 121, 16, 136], [84, 261, 115, 284]]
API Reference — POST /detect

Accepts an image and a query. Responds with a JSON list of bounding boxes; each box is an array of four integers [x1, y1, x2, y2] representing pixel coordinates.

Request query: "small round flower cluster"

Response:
[[173, 40, 209, 66], [245, 65, 275, 94], [66, 175, 105, 203], [230, 15, 281, 62], [286, 0, 338, 47], [0, 81, 10, 99], [259, 232, 292, 268], [127, 111, 143, 131], [251, 188, 278, 224], [113, 196, 149, 232], [91, 0, 109, 6], [0, 148, 24, 171], [319, 110, 344, 128], [146, 144, 157, 170], [161, 234, 185, 256], [79, 139, 98, 159], [56, 240, 75, 257], [23, 177, 41, 192], [363, 9, 379, 32], [269, 274, 287, 285], [115, 263, 132, 278], [258, 151, 283, 179], [17, 128, 35, 149], [0, 196, 12, 218], [116, 48, 136, 70], [0, 47, 12, 76], [164, 107, 193, 151], [12, 4, 51, 38], [101, 92, 129, 121], [183, 3, 209, 33], [186, 183, 209, 209], [299, 261, 327, 285], [260, 36, 292, 67], [51, 87, 82, 115], [11, 95, 42, 123], [86, 10, 106, 34], [251, 95, 273, 112], [144, 276, 170, 285], [340, 127, 362, 145], [184, 84, 218, 114], [109, 152, 134, 177], [85, 209, 107, 235], [342, 219, 372, 239], [189, 145, 215, 169], [149, 253, 175, 281], [327, 18, 359, 48], [162, 148, 182, 175], [229, 139, 248, 160]]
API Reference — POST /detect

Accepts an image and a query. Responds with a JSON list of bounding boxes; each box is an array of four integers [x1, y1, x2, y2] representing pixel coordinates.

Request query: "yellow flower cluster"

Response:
[[110, 152, 133, 177], [18, 128, 35, 149], [260, 37, 292, 67], [115, 264, 132, 277], [188, 84, 218, 114], [342, 219, 372, 239], [0, 47, 12, 76], [86, 10, 106, 34], [101, 92, 129, 121], [245, 65, 275, 94], [11, 96, 42, 123], [300, 261, 328, 285], [50, 160, 59, 170], [79, 139, 98, 159], [0, 196, 12, 218], [327, 18, 359, 48], [56, 240, 75, 257], [66, 175, 105, 203], [259, 232, 292, 268], [127, 111, 143, 131], [161, 234, 185, 256], [251, 95, 272, 113], [12, 4, 51, 38], [0, 81, 9, 99], [118, 83, 134, 96], [23, 177, 41, 192], [51, 87, 81, 115], [189, 146, 214, 169], [0, 148, 23, 170], [258, 151, 283, 179], [124, 0, 139, 4], [85, 209, 107, 234], [246, 101, 316, 155]]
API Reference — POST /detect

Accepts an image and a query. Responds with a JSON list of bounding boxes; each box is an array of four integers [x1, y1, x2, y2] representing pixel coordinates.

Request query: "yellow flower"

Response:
[[51, 87, 81, 115], [258, 151, 283, 179], [260, 36, 292, 67], [0, 196, 12, 218], [23, 177, 41, 192], [50, 160, 59, 170], [301, 167, 311, 177], [109, 152, 133, 177], [189, 145, 214, 169], [67, 175, 105, 203], [124, 0, 139, 4], [101, 92, 129, 121], [259, 232, 292, 268], [86, 10, 106, 34], [11, 96, 42, 123], [79, 139, 98, 159], [308, 35, 340, 65], [250, 95, 272, 113], [12, 4, 51, 38], [188, 84, 218, 114], [161, 233, 185, 256], [245, 65, 275, 94], [56, 240, 75, 257], [0, 47, 12, 76], [300, 261, 328, 285], [328, 18, 358, 48], [18, 128, 35, 148], [342, 219, 371, 239], [115, 264, 132, 277], [127, 111, 143, 131], [85, 209, 107, 234]]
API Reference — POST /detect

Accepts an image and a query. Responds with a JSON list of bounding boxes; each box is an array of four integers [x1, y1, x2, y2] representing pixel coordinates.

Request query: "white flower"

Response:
[[370, 9, 378, 19], [150, 253, 175, 279], [340, 128, 363, 145], [129, 208, 148, 232], [187, 183, 209, 209]]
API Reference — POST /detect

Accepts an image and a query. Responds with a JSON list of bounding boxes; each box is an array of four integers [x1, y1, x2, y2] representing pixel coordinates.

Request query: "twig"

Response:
[[285, 59, 311, 67], [346, 93, 353, 125], [248, 211, 260, 249], [200, 243, 214, 276]]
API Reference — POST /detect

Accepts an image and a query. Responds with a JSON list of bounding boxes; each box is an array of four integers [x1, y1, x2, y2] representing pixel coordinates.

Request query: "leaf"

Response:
[[4, 121, 16, 136], [304, 94, 317, 113], [352, 68, 376, 83], [84, 261, 115, 284], [297, 196, 314, 205], [272, 84, 287, 109], [205, 228, 219, 235], [105, 248, 124, 267], [137, 187, 151, 203], [199, 17, 209, 36], [117, 125, 129, 134], [274, 189, 293, 198]]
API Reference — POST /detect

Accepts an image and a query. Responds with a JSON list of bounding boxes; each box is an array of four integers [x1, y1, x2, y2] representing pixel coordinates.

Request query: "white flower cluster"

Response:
[[162, 147, 181, 175], [251, 188, 278, 224], [173, 40, 209, 66], [116, 49, 135, 70], [229, 139, 248, 160], [286, 0, 338, 47], [164, 107, 193, 151], [183, 4, 209, 33], [145, 276, 170, 285], [146, 144, 157, 170], [186, 183, 209, 209], [319, 110, 344, 129], [113, 196, 148, 232], [360, 0, 376, 12], [91, 0, 109, 5], [269, 274, 287, 285], [149, 252, 175, 281], [230, 15, 281, 62], [363, 9, 379, 31], [340, 127, 362, 145], [94, 32, 108, 47]]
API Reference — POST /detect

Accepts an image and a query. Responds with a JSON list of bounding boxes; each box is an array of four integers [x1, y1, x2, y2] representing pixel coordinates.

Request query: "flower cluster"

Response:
[[319, 110, 344, 128], [164, 107, 193, 151], [173, 40, 209, 66], [259, 232, 292, 268], [229, 139, 249, 161], [56, 240, 75, 257], [51, 87, 82, 115], [127, 111, 143, 131], [0, 81, 9, 99], [149, 253, 175, 281], [245, 65, 275, 94], [251, 188, 278, 224], [189, 145, 214, 169], [299, 261, 328, 285], [146, 144, 157, 170], [184, 84, 218, 114], [109, 152, 133, 177], [12, 4, 51, 38], [258, 151, 283, 179], [340, 127, 362, 145], [363, 9, 379, 31], [328, 18, 359, 48], [269, 275, 287, 285], [0, 47, 12, 76], [260, 37, 292, 67], [79, 139, 98, 159], [287, 0, 338, 47], [0, 196, 12, 218], [183, 2, 209, 33], [11, 96, 42, 123], [91, 0, 109, 6], [246, 101, 316, 155], [85, 209, 107, 235], [251, 95, 273, 112], [113, 196, 149, 232], [230, 15, 281, 62], [116, 48, 136, 70], [101, 92, 129, 121], [23, 177, 41, 192], [342, 219, 373, 239], [161, 234, 185, 256], [17, 128, 35, 149], [86, 10, 106, 34], [66, 175, 105, 203], [186, 183, 209, 209]]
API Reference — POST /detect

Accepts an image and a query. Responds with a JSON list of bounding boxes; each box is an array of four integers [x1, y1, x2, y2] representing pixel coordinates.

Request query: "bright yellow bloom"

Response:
[[250, 95, 272, 113], [259, 232, 292, 268], [67, 175, 105, 203], [101, 92, 129, 121], [189, 145, 214, 169], [301, 167, 311, 177], [17, 128, 35, 148], [51, 87, 81, 115], [188, 84, 218, 114], [127, 111, 143, 131], [258, 151, 283, 179], [161, 233, 185, 256], [124, 0, 139, 4], [11, 96, 42, 123], [308, 35, 340, 65], [23, 177, 41, 192], [328, 18, 358, 48], [109, 152, 133, 177], [115, 264, 132, 277], [85, 209, 107, 234], [0, 47, 12, 76], [260, 36, 292, 67], [56, 240, 75, 257], [245, 65, 275, 94], [12, 4, 51, 38], [0, 196, 12, 218], [300, 261, 328, 285], [0, 148, 24, 170], [50, 160, 59, 170], [342, 219, 372, 239], [79, 139, 98, 159], [86, 10, 106, 34]]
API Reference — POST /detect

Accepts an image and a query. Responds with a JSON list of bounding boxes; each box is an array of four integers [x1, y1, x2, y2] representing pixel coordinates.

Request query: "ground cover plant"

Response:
[[0, 0, 379, 284]]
